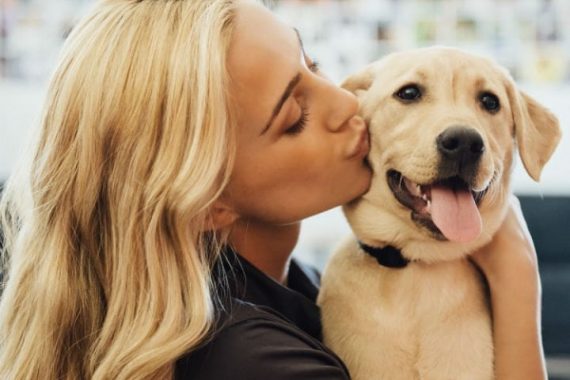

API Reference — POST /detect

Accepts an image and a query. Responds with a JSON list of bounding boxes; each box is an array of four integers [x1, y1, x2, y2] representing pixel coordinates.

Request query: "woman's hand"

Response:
[[470, 195, 547, 380], [471, 195, 540, 291]]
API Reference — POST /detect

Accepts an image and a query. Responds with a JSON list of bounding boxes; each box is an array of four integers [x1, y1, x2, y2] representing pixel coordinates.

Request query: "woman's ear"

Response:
[[203, 199, 239, 231]]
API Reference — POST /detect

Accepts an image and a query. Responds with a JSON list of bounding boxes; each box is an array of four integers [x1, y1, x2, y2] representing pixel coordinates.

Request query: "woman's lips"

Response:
[[347, 128, 370, 160]]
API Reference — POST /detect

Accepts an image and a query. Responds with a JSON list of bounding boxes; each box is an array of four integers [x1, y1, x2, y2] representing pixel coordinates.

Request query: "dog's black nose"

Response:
[[436, 127, 484, 164]]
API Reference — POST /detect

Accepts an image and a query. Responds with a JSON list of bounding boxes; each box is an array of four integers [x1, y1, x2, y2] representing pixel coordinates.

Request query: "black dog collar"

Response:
[[358, 242, 409, 269]]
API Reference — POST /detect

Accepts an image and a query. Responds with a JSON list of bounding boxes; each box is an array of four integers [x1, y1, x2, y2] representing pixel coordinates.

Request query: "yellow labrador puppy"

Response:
[[318, 47, 561, 380]]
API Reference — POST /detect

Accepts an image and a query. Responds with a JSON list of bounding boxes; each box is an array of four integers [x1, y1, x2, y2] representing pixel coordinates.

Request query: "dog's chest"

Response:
[[319, 245, 494, 379], [378, 259, 488, 320]]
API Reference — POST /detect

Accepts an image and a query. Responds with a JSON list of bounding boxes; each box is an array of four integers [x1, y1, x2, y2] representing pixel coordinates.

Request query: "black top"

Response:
[[175, 249, 350, 380]]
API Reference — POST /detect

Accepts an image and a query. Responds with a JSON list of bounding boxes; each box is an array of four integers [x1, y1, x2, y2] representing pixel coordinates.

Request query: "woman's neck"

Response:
[[228, 220, 301, 284]]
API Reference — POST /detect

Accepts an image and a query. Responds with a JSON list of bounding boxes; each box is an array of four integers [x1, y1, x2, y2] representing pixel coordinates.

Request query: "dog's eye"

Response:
[[479, 92, 500, 113], [395, 85, 422, 103]]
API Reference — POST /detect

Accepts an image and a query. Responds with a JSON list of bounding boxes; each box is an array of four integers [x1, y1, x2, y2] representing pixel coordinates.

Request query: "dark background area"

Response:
[[518, 195, 570, 359]]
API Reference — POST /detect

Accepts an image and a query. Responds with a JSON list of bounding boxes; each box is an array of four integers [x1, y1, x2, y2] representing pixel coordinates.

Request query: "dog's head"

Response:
[[343, 47, 561, 263]]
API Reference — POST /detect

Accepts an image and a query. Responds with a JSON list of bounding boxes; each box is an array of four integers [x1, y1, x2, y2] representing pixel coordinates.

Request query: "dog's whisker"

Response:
[[398, 175, 405, 190], [486, 170, 501, 204]]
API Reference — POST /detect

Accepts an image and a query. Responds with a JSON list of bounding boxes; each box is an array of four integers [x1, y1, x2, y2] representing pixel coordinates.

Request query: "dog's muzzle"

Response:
[[386, 126, 490, 244]]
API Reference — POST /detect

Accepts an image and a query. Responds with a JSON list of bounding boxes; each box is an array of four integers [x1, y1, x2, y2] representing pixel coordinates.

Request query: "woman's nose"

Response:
[[321, 83, 360, 132]]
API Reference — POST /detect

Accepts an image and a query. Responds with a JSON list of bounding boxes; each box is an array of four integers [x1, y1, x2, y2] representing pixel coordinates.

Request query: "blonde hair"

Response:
[[0, 0, 238, 378]]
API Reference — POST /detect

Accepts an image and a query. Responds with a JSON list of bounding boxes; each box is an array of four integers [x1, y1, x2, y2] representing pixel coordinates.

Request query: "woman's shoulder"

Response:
[[174, 299, 350, 380]]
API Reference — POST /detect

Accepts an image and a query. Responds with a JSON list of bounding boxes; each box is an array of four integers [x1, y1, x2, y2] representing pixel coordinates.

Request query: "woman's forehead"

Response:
[[228, 2, 301, 129], [230, 2, 299, 77]]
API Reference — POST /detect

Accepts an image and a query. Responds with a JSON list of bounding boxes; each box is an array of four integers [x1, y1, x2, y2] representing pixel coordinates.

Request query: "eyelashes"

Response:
[[283, 58, 319, 136], [309, 61, 320, 73], [284, 106, 309, 135]]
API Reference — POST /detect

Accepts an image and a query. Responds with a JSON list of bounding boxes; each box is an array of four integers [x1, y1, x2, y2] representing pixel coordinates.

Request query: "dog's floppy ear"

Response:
[[341, 67, 375, 97], [506, 83, 561, 181]]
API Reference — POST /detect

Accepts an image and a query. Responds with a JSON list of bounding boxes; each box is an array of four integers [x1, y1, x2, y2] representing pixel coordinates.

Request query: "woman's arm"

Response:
[[470, 195, 547, 380]]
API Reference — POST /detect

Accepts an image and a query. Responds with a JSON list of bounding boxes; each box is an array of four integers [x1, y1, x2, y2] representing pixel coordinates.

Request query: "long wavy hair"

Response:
[[0, 0, 239, 378]]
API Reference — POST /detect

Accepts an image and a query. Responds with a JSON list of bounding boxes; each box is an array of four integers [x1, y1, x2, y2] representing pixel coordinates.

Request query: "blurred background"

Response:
[[1, 0, 569, 377]]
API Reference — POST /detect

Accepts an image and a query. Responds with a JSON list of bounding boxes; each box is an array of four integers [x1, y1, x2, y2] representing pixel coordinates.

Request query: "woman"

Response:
[[0, 0, 546, 379]]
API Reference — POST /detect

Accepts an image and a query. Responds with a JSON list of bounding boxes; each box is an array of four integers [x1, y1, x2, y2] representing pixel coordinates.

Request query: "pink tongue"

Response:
[[430, 185, 482, 243]]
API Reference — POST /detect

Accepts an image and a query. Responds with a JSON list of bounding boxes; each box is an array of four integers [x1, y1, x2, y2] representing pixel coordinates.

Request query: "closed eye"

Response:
[[284, 105, 309, 135]]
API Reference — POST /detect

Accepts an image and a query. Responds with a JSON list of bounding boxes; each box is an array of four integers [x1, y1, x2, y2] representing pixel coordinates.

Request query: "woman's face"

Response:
[[224, 1, 372, 224]]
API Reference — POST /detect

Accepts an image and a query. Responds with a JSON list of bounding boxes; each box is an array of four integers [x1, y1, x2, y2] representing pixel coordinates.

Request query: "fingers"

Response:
[[469, 195, 539, 283]]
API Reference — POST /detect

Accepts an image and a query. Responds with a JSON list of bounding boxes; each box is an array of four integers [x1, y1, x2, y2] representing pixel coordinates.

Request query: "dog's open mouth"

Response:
[[387, 170, 489, 243]]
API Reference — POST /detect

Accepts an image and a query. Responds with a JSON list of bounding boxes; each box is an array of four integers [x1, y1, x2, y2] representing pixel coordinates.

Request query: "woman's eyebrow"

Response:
[[260, 29, 305, 135], [260, 73, 302, 135]]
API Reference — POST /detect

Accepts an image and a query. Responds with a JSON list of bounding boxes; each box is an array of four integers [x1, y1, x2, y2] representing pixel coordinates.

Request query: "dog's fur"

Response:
[[317, 47, 561, 380]]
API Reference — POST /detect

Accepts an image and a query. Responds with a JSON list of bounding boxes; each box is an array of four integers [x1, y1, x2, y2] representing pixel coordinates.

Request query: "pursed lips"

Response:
[[346, 117, 370, 160]]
